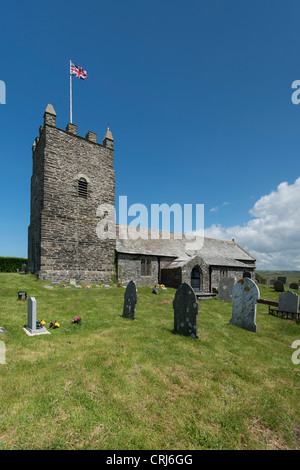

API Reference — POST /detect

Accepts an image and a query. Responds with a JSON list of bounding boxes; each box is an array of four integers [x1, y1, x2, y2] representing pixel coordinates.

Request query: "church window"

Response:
[[78, 178, 88, 199], [141, 258, 151, 276]]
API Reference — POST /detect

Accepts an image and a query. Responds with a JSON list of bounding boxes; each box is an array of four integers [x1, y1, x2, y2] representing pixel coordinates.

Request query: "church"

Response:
[[27, 105, 256, 291]]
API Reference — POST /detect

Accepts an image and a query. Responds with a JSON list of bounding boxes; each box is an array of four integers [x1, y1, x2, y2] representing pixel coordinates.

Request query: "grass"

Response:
[[0, 273, 300, 449]]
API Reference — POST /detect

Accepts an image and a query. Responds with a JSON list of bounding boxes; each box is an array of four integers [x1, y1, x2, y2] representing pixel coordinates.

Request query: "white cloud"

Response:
[[210, 201, 230, 212], [205, 178, 300, 269]]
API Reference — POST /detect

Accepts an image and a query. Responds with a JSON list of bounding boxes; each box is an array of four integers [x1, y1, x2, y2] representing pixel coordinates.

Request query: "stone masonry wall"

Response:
[[28, 110, 116, 283], [210, 266, 255, 291]]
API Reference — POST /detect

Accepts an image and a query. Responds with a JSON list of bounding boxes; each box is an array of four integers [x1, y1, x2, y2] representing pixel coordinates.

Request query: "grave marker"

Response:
[[230, 278, 260, 332], [122, 280, 138, 320], [173, 283, 199, 339], [18, 291, 27, 301], [24, 297, 50, 336], [218, 278, 235, 302], [278, 291, 299, 320]]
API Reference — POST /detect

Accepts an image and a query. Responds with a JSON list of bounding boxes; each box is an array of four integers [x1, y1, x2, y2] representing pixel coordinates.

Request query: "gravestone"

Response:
[[122, 280, 138, 320], [243, 271, 251, 279], [24, 297, 50, 336], [278, 291, 299, 319], [274, 280, 284, 292], [18, 291, 27, 301], [278, 277, 286, 284], [173, 283, 199, 339], [267, 278, 276, 285], [230, 278, 260, 332], [0, 341, 6, 365], [218, 277, 235, 302], [260, 279, 267, 285], [21, 264, 26, 275], [290, 283, 299, 290]]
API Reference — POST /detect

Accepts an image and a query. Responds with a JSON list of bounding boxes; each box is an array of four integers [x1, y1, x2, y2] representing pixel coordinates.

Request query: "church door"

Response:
[[191, 267, 201, 292]]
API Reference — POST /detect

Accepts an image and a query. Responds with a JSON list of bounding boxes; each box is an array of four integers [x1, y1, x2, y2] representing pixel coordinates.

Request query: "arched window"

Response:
[[78, 178, 88, 199]]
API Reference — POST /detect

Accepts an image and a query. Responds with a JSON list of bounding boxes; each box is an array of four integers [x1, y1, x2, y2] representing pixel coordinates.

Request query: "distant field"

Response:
[[257, 271, 300, 284], [0, 273, 300, 450]]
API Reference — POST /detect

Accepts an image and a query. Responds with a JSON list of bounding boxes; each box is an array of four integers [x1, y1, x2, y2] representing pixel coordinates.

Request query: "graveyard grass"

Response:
[[0, 274, 300, 450]]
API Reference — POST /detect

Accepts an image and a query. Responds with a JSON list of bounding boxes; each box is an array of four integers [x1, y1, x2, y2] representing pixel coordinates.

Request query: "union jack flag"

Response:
[[70, 62, 87, 80]]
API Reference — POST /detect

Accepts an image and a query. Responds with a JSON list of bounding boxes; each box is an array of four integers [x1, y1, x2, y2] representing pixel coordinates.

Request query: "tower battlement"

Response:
[[32, 104, 114, 154]]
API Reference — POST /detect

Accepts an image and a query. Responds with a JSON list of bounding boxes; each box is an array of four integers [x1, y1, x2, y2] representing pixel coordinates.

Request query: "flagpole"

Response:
[[70, 60, 72, 124]]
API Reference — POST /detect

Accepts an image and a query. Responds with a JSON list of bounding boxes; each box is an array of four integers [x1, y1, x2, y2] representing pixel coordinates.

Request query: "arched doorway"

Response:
[[191, 266, 201, 292]]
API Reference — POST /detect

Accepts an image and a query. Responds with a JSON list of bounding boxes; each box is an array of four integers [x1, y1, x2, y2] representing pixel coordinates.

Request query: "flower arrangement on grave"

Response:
[[71, 316, 81, 324], [49, 321, 60, 329], [36, 319, 46, 329]]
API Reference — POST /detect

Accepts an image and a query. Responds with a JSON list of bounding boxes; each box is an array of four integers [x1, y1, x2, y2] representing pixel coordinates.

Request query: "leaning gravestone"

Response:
[[230, 278, 260, 332], [24, 297, 50, 336], [278, 291, 299, 320], [122, 280, 138, 320], [218, 278, 235, 302], [173, 283, 199, 339]]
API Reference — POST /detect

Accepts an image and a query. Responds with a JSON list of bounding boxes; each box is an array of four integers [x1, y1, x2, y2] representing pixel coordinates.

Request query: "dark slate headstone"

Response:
[[18, 291, 27, 301], [274, 280, 284, 292], [243, 271, 251, 279], [290, 283, 299, 290], [277, 277, 286, 284], [173, 283, 199, 339], [230, 278, 260, 332], [122, 280, 138, 320], [218, 277, 235, 302]]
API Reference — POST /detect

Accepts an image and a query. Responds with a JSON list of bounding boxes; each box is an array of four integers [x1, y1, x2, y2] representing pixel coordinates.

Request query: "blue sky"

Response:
[[1, 0, 300, 269]]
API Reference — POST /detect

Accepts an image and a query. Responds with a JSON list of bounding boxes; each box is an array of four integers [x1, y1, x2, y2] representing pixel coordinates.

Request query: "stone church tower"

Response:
[[28, 104, 115, 282]]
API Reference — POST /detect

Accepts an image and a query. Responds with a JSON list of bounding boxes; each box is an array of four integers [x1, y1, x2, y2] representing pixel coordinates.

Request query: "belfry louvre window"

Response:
[[141, 258, 151, 276], [78, 178, 88, 199]]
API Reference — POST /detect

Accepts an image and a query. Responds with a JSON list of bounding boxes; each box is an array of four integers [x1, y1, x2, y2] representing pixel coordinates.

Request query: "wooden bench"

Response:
[[257, 298, 299, 321]]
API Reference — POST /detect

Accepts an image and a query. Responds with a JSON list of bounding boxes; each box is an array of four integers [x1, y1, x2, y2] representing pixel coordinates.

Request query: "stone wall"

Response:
[[117, 253, 177, 286], [210, 266, 255, 291], [28, 107, 116, 283]]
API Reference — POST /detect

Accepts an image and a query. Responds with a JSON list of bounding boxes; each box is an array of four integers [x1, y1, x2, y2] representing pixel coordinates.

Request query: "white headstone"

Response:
[[24, 297, 50, 336], [230, 278, 260, 332]]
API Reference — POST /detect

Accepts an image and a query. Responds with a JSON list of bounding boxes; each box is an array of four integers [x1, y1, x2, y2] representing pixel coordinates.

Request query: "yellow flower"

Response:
[[40, 320, 46, 326]]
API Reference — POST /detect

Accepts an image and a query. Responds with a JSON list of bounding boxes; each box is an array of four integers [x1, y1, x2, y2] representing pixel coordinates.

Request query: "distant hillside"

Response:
[[257, 270, 300, 283]]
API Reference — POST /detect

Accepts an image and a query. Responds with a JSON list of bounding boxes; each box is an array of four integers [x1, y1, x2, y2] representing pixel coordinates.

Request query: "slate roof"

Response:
[[116, 225, 255, 268]]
